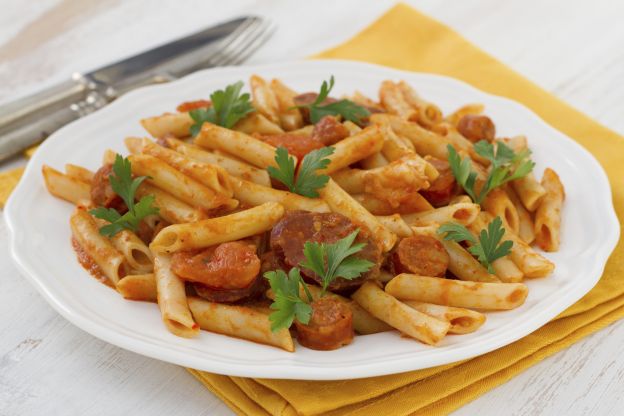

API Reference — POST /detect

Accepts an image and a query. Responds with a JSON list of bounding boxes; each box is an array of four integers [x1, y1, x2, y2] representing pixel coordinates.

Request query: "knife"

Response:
[[0, 16, 272, 162]]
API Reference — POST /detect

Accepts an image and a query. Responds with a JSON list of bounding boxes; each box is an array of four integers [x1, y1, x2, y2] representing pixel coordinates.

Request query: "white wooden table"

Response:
[[2, 1, 624, 415]]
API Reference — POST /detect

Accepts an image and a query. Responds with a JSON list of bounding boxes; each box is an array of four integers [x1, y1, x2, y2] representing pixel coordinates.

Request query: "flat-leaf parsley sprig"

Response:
[[90, 155, 159, 237], [297, 76, 370, 125], [437, 216, 513, 273], [264, 230, 374, 332], [447, 140, 535, 204], [267, 146, 335, 198], [189, 81, 255, 135]]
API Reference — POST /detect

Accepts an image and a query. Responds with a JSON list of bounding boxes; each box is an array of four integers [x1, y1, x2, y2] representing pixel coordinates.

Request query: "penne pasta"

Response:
[[360, 152, 389, 169], [116, 273, 157, 302], [352, 281, 450, 345], [135, 182, 205, 224], [353, 192, 433, 215], [534, 168, 565, 252], [507, 185, 535, 244], [270, 78, 304, 131], [445, 103, 484, 126], [195, 122, 283, 169], [375, 214, 414, 238], [402, 203, 480, 227], [319, 179, 397, 252], [249, 75, 280, 124], [379, 80, 418, 120], [70, 208, 126, 285], [141, 112, 193, 138], [512, 172, 546, 212], [319, 126, 384, 174], [64, 164, 94, 183], [233, 112, 284, 135], [42, 165, 91, 205], [150, 202, 285, 253], [109, 229, 154, 274], [188, 296, 294, 352], [165, 137, 271, 186], [397, 81, 443, 128], [401, 301, 486, 334], [230, 177, 330, 212], [385, 274, 528, 310], [482, 188, 520, 234], [154, 253, 199, 338]]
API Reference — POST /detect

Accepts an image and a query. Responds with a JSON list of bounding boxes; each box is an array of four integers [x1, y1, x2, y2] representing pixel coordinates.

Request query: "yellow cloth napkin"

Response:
[[187, 4, 624, 416]]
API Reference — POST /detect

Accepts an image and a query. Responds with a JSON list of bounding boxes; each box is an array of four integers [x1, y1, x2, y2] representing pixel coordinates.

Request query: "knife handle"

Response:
[[0, 75, 110, 162]]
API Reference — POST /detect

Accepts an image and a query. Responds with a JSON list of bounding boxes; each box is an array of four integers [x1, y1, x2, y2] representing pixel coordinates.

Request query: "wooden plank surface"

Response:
[[1, 1, 623, 415]]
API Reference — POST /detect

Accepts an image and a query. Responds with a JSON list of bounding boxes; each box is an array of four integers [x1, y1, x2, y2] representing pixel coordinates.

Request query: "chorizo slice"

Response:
[[294, 296, 354, 350], [270, 211, 381, 292], [90, 164, 126, 212], [176, 99, 211, 112], [420, 157, 458, 207], [457, 115, 496, 143], [293, 92, 338, 124], [391, 235, 449, 277], [259, 133, 324, 160], [312, 116, 350, 145]]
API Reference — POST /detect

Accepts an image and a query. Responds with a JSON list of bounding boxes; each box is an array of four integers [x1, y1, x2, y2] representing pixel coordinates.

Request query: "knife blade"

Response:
[[0, 16, 268, 162]]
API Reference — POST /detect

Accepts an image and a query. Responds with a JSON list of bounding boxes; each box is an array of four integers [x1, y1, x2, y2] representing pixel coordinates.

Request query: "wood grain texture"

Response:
[[1, 1, 623, 415]]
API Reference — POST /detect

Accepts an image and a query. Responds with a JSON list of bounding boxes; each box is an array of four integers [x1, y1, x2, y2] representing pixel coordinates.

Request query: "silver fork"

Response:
[[0, 16, 275, 162]]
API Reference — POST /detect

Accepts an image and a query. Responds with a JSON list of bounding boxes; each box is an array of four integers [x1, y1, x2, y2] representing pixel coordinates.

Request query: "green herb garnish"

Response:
[[265, 268, 313, 332], [89, 155, 159, 237], [298, 76, 370, 125], [438, 216, 513, 273], [448, 141, 534, 204], [267, 146, 334, 198], [189, 81, 255, 135]]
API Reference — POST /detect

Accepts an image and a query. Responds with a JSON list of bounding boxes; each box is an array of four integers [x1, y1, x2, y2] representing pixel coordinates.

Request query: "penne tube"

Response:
[[385, 274, 528, 310], [342, 120, 362, 135], [350, 91, 385, 112], [371, 113, 450, 160], [141, 112, 193, 138], [379, 80, 418, 120], [375, 214, 414, 238], [102, 149, 116, 165], [109, 229, 154, 274], [233, 112, 284, 135], [124, 137, 143, 154], [534, 168, 565, 252], [507, 185, 535, 244], [331, 168, 367, 194], [444, 127, 489, 166], [318, 126, 384, 175], [402, 203, 480, 227], [154, 253, 199, 338], [445, 103, 484, 126], [141, 138, 234, 197], [397, 81, 443, 128], [319, 179, 397, 252], [360, 152, 389, 169], [249, 74, 280, 124], [116, 273, 157, 302], [467, 213, 523, 283], [188, 296, 294, 352], [70, 208, 126, 285], [150, 202, 285, 253], [437, 238, 500, 283], [129, 154, 238, 212], [230, 177, 329, 213], [165, 137, 270, 186], [402, 301, 486, 334], [64, 164, 94, 183], [270, 78, 304, 131], [481, 212, 554, 278], [352, 281, 449, 345], [512, 172, 546, 211], [449, 195, 473, 205], [379, 124, 415, 161], [135, 182, 205, 224], [376, 269, 396, 283], [289, 125, 314, 137], [353, 192, 432, 215], [43, 165, 91, 205], [195, 122, 283, 169], [482, 188, 520, 234]]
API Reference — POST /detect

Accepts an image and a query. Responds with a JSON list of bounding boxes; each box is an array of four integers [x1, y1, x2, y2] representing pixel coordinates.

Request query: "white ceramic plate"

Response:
[[6, 60, 619, 380]]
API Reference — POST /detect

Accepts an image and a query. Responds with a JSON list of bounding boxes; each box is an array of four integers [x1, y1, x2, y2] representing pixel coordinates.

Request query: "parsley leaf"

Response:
[[299, 76, 370, 125], [447, 141, 535, 204], [265, 268, 313, 332], [267, 146, 334, 198], [89, 155, 159, 237], [438, 216, 513, 273], [300, 230, 374, 294], [189, 81, 255, 135]]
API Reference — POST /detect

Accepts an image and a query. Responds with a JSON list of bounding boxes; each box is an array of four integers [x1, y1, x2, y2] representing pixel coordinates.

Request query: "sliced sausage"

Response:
[[391, 235, 449, 277], [270, 211, 381, 292], [457, 115, 496, 143], [294, 296, 354, 350], [420, 157, 458, 207], [293, 92, 338, 123], [171, 242, 261, 289], [192, 274, 266, 304], [259, 133, 325, 160], [176, 99, 211, 112], [312, 116, 350, 145], [90, 164, 126, 212]]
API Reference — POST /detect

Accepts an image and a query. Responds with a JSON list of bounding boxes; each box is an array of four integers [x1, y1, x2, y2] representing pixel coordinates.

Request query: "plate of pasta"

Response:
[[5, 59, 618, 379]]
